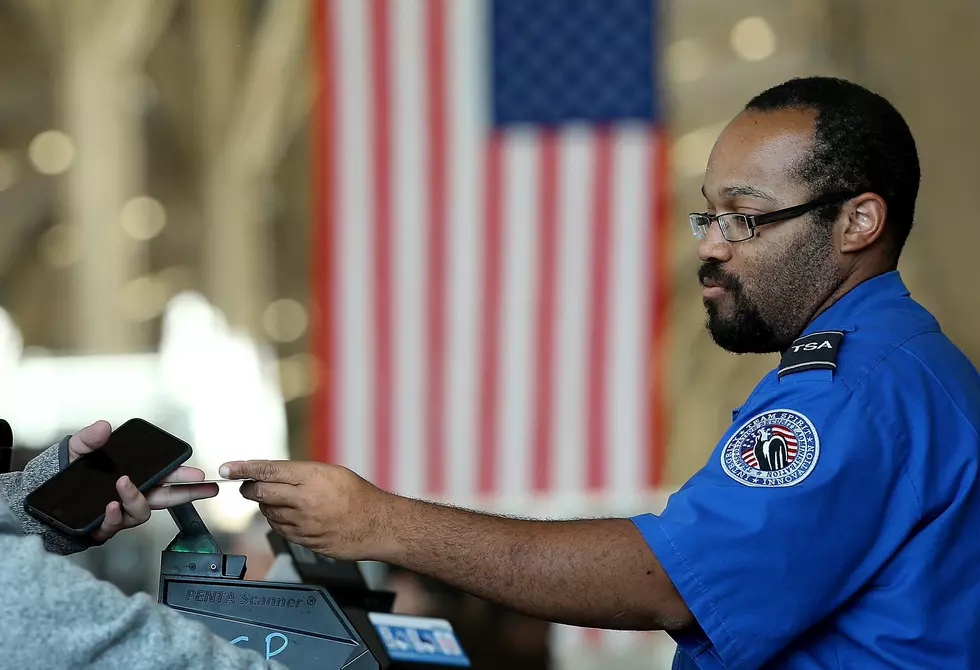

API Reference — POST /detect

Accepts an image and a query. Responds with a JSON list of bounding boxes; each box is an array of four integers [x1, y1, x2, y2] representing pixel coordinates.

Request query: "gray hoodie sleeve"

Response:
[[0, 436, 90, 554], [0, 439, 289, 669]]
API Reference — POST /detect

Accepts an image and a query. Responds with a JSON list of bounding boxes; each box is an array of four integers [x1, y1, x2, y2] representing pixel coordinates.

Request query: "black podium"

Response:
[[159, 503, 470, 669]]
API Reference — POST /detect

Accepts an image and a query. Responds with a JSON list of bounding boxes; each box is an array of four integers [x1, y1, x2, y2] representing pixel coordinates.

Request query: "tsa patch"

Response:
[[720, 409, 820, 487]]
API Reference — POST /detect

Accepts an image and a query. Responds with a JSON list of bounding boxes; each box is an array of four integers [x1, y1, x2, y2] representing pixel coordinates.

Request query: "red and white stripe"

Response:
[[311, 0, 669, 513], [773, 425, 799, 458]]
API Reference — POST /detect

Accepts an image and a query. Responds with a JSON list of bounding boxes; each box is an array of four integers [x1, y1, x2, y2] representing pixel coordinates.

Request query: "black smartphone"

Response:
[[0, 419, 12, 474], [24, 418, 193, 536]]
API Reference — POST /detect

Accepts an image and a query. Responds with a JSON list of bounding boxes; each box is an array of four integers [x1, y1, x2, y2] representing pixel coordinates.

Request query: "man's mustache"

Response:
[[698, 264, 741, 291]]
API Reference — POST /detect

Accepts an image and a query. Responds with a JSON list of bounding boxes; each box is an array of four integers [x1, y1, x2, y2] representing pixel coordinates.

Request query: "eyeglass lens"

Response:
[[690, 214, 752, 242]]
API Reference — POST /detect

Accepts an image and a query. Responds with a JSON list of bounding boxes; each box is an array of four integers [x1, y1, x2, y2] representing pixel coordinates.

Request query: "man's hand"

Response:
[[218, 460, 401, 560], [69, 421, 219, 543]]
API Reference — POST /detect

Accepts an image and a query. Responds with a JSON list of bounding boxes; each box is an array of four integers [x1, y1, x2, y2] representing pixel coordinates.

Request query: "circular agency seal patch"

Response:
[[720, 409, 820, 488]]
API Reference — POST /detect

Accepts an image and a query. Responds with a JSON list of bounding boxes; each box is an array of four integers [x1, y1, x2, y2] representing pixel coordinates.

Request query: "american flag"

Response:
[[311, 0, 669, 508], [310, 0, 672, 656]]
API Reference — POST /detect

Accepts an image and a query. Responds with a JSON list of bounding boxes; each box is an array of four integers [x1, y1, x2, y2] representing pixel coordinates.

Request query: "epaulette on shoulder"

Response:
[[778, 330, 844, 378]]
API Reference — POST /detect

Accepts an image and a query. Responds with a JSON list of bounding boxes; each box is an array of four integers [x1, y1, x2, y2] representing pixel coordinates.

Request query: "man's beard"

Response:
[[700, 225, 842, 354]]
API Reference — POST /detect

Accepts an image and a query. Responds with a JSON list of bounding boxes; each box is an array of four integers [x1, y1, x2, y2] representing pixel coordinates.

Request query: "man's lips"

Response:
[[700, 276, 732, 299], [698, 265, 737, 299], [702, 284, 726, 299]]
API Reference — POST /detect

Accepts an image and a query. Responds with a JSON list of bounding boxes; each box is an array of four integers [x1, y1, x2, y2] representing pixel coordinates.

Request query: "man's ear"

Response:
[[839, 193, 887, 253]]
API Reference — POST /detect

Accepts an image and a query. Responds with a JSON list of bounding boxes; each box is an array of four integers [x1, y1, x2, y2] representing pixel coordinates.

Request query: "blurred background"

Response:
[[1, 0, 979, 668]]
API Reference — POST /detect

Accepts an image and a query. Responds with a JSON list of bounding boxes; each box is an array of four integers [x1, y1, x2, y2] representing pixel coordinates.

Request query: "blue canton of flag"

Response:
[[491, 0, 660, 125]]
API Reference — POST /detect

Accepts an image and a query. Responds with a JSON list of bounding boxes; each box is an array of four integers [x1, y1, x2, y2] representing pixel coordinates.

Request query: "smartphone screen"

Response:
[[25, 418, 192, 534]]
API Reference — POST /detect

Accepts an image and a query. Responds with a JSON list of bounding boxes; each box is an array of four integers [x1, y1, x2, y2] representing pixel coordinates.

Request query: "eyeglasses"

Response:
[[689, 192, 859, 243]]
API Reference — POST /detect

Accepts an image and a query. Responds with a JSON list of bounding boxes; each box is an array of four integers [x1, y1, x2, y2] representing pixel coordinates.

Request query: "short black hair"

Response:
[[745, 76, 920, 258]]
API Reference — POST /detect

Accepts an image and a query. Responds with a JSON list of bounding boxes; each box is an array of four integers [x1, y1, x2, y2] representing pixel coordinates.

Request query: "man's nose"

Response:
[[697, 220, 733, 264]]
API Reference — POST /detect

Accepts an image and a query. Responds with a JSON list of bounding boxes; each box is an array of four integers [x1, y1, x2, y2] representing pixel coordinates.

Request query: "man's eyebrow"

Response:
[[700, 184, 778, 203], [719, 184, 778, 203]]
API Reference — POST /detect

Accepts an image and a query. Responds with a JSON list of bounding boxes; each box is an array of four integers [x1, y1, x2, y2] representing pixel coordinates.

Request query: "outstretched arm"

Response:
[[221, 460, 693, 631], [379, 498, 690, 630]]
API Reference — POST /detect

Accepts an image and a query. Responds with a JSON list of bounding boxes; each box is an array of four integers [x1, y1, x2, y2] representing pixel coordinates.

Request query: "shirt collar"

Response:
[[801, 270, 910, 336]]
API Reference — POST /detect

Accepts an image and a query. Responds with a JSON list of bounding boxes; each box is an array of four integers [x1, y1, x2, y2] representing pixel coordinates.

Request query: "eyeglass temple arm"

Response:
[[752, 192, 859, 227]]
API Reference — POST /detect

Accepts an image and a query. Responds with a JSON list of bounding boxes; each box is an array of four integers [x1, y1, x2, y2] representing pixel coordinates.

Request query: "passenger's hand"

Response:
[[219, 459, 399, 560], [69, 421, 219, 543]]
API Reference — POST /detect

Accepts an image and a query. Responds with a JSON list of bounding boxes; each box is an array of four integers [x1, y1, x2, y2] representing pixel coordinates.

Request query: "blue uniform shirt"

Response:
[[632, 272, 980, 668]]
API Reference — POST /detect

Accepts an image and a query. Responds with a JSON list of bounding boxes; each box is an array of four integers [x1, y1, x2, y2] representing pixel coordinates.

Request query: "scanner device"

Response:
[[158, 502, 470, 668], [265, 531, 471, 668]]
